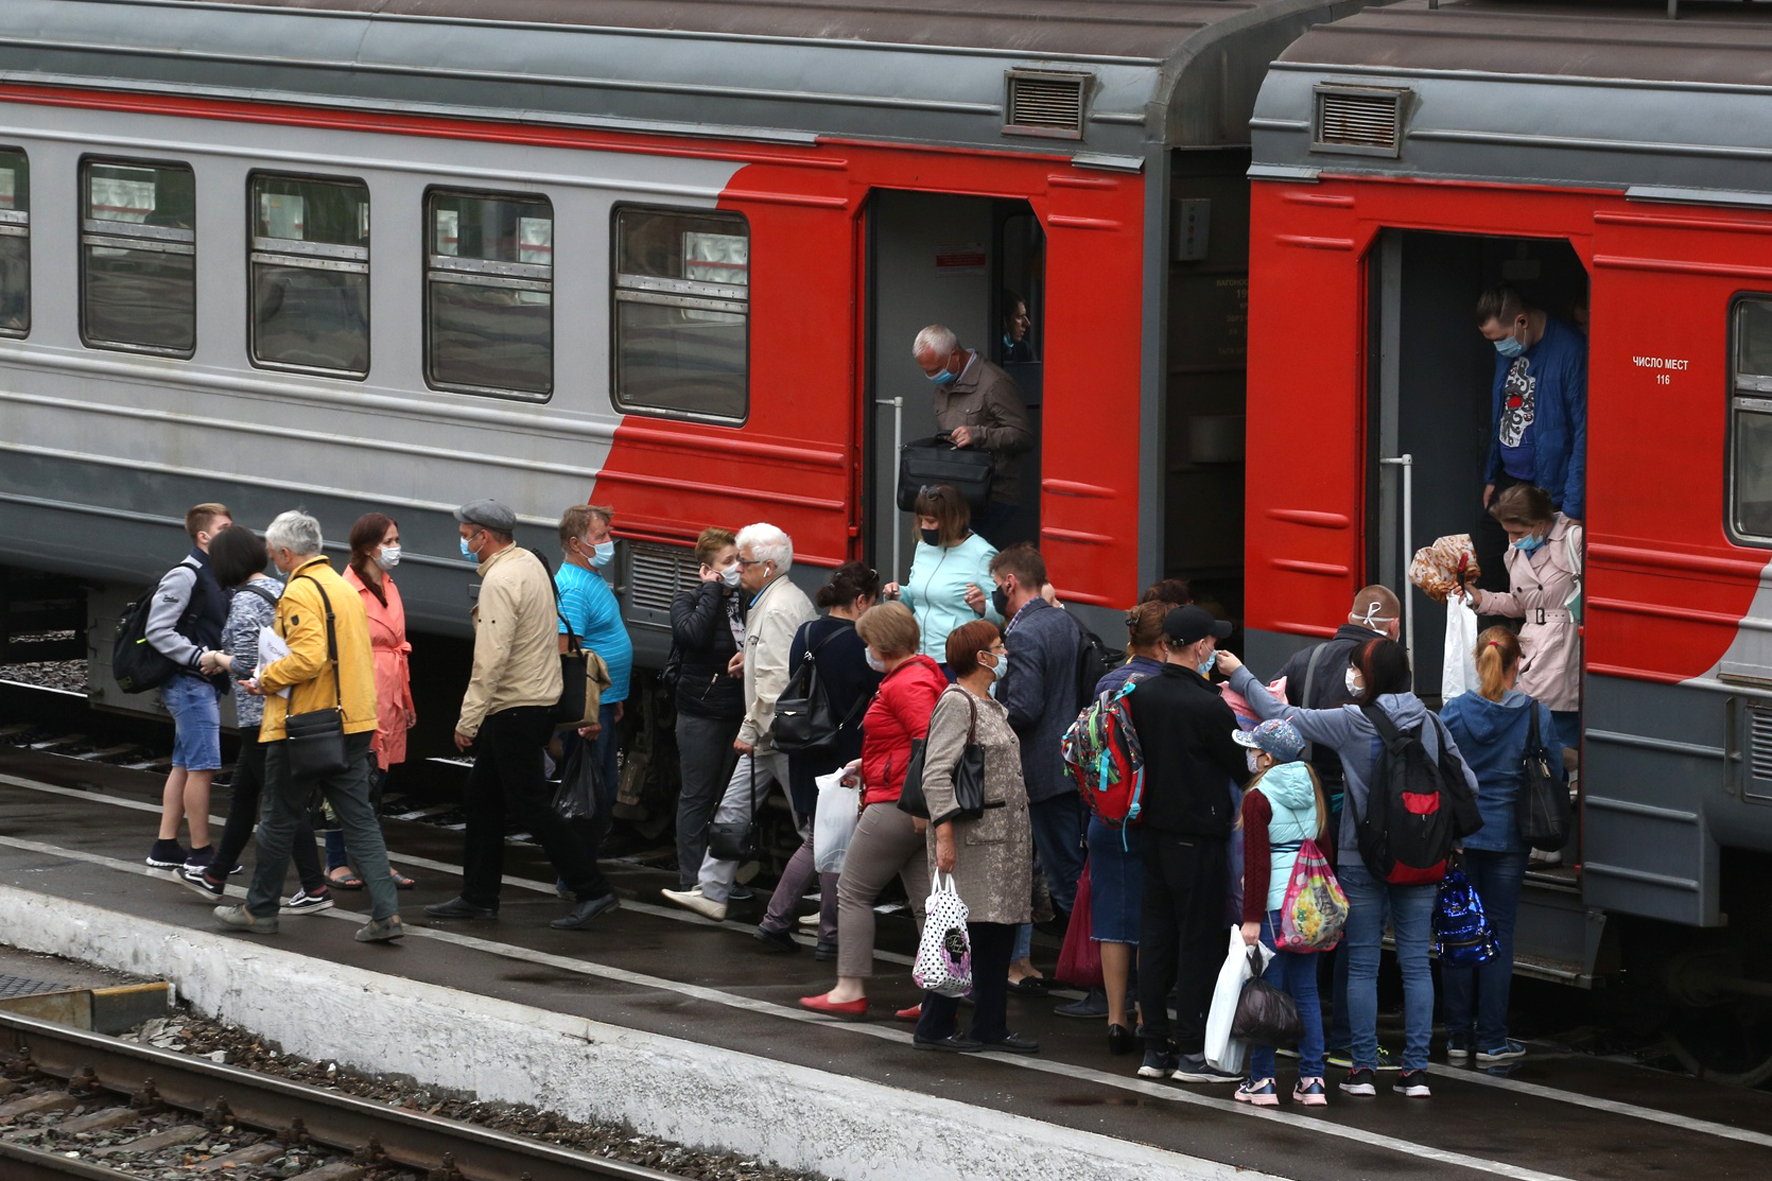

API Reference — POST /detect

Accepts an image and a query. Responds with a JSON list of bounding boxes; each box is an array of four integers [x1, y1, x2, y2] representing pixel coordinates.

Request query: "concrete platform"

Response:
[[0, 746, 1767, 1181]]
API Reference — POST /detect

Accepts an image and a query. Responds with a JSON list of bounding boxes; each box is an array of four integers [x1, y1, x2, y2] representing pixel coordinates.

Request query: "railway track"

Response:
[[0, 1009, 685, 1181]]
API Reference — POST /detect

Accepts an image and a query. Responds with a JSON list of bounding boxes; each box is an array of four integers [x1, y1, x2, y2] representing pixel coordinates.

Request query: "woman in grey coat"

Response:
[[912, 619, 1037, 1054]]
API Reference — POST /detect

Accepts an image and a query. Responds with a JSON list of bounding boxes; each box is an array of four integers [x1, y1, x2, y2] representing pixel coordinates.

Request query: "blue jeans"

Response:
[[1551, 710, 1582, 755], [163, 674, 222, 771], [1440, 850, 1527, 1049], [1028, 792, 1085, 916], [1248, 912, 1325, 1081], [1338, 858, 1436, 1072]]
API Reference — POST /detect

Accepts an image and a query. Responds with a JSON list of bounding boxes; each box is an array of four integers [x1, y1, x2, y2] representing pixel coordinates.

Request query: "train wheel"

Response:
[[1660, 943, 1772, 1087]]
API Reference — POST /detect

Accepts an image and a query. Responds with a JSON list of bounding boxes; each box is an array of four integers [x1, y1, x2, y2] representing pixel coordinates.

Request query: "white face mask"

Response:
[[590, 539, 615, 568], [1246, 749, 1262, 774], [1345, 666, 1363, 696], [865, 650, 886, 673], [987, 651, 1009, 681], [376, 545, 401, 570], [719, 564, 742, 589]]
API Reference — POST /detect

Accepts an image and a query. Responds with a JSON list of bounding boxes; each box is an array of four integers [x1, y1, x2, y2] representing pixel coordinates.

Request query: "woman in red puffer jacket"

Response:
[[801, 602, 946, 1019]]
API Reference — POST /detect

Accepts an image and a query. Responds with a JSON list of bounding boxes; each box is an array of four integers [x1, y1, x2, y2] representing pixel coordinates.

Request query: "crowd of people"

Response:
[[133, 293, 1582, 1102]]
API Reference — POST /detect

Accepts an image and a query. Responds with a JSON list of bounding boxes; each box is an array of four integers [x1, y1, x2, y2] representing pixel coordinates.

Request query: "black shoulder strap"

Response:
[[1359, 702, 1404, 747], [294, 572, 342, 710], [529, 546, 581, 652], [1525, 702, 1541, 752], [242, 582, 279, 608], [1301, 642, 1331, 708]]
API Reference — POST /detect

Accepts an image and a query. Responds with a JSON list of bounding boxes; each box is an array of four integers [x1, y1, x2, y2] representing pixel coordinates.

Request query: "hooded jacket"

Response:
[[1439, 689, 1562, 853], [1240, 761, 1321, 919]]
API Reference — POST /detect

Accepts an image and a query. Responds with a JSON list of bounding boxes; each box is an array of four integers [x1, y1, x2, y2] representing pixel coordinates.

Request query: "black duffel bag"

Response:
[[897, 433, 994, 514]]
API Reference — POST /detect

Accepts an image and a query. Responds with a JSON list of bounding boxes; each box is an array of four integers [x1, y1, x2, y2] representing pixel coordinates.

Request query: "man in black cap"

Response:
[[426, 498, 620, 930], [1125, 605, 1251, 1084]]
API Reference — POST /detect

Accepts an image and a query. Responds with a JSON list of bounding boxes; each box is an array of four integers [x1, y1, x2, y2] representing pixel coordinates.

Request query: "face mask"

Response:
[[1003, 333, 1015, 351], [1197, 653, 1216, 678], [991, 586, 1010, 617], [591, 540, 615, 568], [927, 367, 957, 386], [865, 650, 886, 673], [719, 564, 741, 589], [1494, 328, 1525, 358], [986, 652, 1008, 681], [460, 535, 477, 561], [1513, 533, 1547, 554], [919, 528, 941, 547], [1345, 666, 1362, 696], [1246, 749, 1262, 774], [376, 545, 401, 570]]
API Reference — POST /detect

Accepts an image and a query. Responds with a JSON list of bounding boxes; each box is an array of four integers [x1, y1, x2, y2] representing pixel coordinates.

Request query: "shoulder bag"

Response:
[[283, 575, 349, 781], [896, 433, 995, 515], [535, 549, 612, 729], [707, 754, 762, 863], [897, 688, 986, 823], [773, 624, 870, 754], [1516, 705, 1571, 851]]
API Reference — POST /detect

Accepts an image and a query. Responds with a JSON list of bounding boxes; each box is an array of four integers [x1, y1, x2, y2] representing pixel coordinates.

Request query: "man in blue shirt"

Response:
[[1475, 286, 1587, 593], [556, 503, 634, 863]]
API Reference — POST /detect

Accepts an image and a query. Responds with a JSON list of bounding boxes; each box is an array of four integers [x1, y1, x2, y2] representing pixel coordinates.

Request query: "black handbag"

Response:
[[707, 754, 761, 862], [283, 574, 348, 781], [896, 433, 995, 514], [553, 736, 607, 838], [897, 689, 986, 823], [773, 624, 870, 754], [1231, 948, 1304, 1045], [1516, 705, 1571, 852]]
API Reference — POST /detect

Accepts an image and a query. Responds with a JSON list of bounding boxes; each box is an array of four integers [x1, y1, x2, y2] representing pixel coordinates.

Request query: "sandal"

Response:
[[389, 868, 417, 890], [327, 866, 365, 891]]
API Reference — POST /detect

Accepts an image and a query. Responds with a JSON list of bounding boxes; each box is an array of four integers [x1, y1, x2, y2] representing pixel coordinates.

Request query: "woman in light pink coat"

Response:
[[1468, 484, 1583, 754]]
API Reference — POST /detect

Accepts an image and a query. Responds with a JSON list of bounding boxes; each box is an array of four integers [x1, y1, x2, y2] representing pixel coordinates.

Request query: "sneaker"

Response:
[[1234, 1078, 1279, 1107], [213, 904, 278, 934], [177, 866, 225, 900], [1340, 1068, 1376, 1097], [1137, 1042, 1179, 1079], [354, 916, 405, 943], [280, 888, 334, 916], [660, 887, 727, 922], [1171, 1053, 1242, 1083], [1292, 1077, 1328, 1106], [182, 846, 239, 875], [146, 839, 187, 869], [752, 925, 799, 953], [797, 913, 820, 928], [1276, 1046, 1300, 1059], [1393, 1068, 1432, 1097], [1476, 1039, 1526, 1064], [1327, 1045, 1399, 1071], [1446, 1035, 1473, 1064]]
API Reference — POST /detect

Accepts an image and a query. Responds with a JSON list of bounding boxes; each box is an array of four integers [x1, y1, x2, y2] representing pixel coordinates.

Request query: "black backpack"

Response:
[[772, 624, 869, 754], [1353, 704, 1481, 885], [1070, 617, 1119, 713], [112, 559, 199, 694]]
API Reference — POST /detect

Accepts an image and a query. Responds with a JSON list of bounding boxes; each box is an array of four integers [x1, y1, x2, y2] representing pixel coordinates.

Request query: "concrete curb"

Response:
[[0, 981, 172, 1034], [0, 886, 1278, 1181]]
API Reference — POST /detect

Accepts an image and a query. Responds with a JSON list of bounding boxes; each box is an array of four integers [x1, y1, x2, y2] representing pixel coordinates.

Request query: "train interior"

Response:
[[1366, 230, 1589, 697], [863, 191, 1044, 580]]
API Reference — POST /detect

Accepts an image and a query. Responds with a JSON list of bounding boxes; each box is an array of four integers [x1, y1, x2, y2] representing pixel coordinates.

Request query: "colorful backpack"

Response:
[[1061, 678, 1147, 829], [1433, 864, 1498, 968], [1275, 838, 1348, 952]]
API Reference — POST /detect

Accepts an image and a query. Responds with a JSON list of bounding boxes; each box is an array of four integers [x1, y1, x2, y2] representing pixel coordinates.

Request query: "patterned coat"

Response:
[[921, 685, 1033, 926]]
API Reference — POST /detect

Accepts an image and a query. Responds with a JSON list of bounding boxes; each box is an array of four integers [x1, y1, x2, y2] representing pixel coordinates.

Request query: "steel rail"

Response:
[[0, 1139, 126, 1180], [0, 1009, 685, 1181]]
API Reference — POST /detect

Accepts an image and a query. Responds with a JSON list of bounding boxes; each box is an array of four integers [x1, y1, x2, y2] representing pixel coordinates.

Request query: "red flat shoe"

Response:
[[799, 993, 869, 1020], [895, 1004, 922, 1022]]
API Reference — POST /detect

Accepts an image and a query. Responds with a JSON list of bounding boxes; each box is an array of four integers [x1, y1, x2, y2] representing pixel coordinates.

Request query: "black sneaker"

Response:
[[1393, 1068, 1432, 1097], [1137, 1041, 1179, 1079], [176, 866, 225, 900], [279, 888, 335, 915], [1171, 1052, 1242, 1083], [1340, 1068, 1377, 1097], [146, 839, 187, 869]]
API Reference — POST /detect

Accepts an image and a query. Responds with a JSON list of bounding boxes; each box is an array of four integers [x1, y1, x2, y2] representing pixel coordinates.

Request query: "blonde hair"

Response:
[[856, 601, 920, 660], [1475, 626, 1523, 703]]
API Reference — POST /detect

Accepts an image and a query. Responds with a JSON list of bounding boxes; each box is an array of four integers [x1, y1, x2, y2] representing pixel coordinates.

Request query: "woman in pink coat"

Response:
[[1468, 484, 1583, 754], [328, 512, 417, 890]]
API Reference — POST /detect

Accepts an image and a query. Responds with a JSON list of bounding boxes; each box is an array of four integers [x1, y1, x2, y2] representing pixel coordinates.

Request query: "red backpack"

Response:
[[1061, 679, 1147, 829]]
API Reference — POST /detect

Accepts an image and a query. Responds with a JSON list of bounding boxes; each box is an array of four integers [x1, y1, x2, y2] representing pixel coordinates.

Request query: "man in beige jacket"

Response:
[[426, 499, 619, 930]]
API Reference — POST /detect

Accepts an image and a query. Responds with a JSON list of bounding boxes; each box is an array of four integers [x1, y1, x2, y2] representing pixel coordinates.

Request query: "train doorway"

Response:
[[1368, 230, 1588, 694], [862, 191, 1043, 585]]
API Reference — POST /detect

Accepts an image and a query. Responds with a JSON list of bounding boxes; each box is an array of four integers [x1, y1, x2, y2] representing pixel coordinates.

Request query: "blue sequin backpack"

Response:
[[1433, 863, 1497, 968]]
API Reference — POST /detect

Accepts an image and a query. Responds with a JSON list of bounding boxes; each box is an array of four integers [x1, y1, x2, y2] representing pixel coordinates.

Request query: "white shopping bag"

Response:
[[1442, 592, 1481, 702], [1205, 926, 1274, 1074], [812, 769, 860, 874], [912, 870, 973, 998]]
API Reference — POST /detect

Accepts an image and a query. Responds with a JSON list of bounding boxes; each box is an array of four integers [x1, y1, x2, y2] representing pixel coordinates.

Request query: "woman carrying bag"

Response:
[[1438, 627, 1561, 1065], [911, 619, 1037, 1053]]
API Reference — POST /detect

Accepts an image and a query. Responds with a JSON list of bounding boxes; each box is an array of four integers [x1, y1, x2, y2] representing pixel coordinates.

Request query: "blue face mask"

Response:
[[591, 540, 615, 568], [927, 367, 957, 386], [1494, 334, 1525, 358], [1197, 653, 1216, 677], [460, 535, 477, 560], [1513, 533, 1547, 554]]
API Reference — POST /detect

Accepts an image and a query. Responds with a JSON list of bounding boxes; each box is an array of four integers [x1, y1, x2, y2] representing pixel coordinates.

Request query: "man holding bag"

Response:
[[425, 499, 618, 930], [214, 511, 403, 943]]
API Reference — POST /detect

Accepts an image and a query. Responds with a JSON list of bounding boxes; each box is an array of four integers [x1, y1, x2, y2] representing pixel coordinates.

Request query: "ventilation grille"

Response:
[[1313, 86, 1406, 158], [1004, 71, 1087, 140], [626, 541, 697, 620], [1749, 705, 1772, 783]]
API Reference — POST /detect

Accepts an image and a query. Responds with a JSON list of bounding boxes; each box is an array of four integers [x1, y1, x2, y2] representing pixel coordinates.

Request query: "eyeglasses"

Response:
[[735, 557, 766, 567]]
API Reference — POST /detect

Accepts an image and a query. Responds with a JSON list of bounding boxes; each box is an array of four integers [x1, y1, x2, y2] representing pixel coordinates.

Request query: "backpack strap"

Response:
[[1300, 642, 1331, 708], [241, 581, 279, 608]]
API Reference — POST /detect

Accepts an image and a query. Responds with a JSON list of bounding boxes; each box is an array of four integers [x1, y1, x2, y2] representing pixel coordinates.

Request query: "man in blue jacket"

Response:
[[1476, 285, 1586, 594]]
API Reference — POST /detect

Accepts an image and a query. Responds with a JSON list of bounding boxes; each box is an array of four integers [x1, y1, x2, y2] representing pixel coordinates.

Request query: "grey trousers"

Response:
[[674, 712, 742, 889], [696, 748, 791, 904], [835, 803, 930, 980], [249, 731, 397, 922]]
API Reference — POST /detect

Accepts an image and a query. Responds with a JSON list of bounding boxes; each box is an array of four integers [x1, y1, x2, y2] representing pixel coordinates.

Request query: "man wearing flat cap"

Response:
[[1124, 604, 1252, 1084], [426, 499, 620, 930]]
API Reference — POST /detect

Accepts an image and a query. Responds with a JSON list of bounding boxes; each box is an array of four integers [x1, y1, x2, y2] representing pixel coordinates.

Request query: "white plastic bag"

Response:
[[912, 870, 973, 998], [1442, 592, 1481, 701], [1205, 926, 1274, 1074], [812, 769, 860, 874]]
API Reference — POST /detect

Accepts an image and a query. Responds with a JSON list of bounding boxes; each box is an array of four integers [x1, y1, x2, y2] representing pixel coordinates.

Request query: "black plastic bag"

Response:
[[1230, 949, 1303, 1046], [553, 738, 603, 826]]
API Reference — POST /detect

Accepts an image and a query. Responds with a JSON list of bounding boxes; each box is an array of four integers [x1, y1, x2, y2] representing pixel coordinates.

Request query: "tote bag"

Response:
[[913, 871, 973, 998]]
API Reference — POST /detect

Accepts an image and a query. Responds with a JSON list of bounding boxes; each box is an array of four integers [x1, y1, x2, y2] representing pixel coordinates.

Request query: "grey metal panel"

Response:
[[1250, 0, 1772, 194]]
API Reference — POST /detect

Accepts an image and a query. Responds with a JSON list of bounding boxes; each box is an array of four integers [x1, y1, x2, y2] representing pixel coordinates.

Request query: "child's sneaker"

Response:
[[1477, 1039, 1527, 1064], [1446, 1035, 1472, 1063], [1292, 1077, 1328, 1106], [1234, 1078, 1279, 1106], [1393, 1069, 1432, 1097], [1339, 1068, 1376, 1096], [146, 839, 187, 869]]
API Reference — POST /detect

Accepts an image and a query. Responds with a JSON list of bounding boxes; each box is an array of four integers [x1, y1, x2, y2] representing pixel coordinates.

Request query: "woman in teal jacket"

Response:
[[884, 484, 1001, 664]]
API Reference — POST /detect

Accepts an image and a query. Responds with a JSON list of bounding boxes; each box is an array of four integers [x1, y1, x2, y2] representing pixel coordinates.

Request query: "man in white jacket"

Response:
[[663, 522, 814, 922]]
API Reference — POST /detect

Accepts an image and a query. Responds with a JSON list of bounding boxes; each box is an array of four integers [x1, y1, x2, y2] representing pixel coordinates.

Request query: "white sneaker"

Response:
[[279, 888, 335, 916], [797, 913, 820, 928], [661, 887, 728, 922]]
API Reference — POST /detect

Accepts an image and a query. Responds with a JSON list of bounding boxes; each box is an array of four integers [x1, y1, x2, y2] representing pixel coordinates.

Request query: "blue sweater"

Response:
[[1487, 315, 1587, 520], [898, 533, 1001, 660], [1438, 690, 1562, 854]]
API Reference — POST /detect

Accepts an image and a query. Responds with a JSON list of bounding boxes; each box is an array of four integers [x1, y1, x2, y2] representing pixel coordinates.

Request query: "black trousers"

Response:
[[1138, 831, 1228, 1053], [461, 706, 610, 908], [210, 726, 322, 891], [917, 921, 1017, 1043]]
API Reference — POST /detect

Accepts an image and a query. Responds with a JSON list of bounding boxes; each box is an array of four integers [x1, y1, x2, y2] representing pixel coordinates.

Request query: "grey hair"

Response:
[[265, 510, 323, 557], [735, 522, 793, 572], [912, 324, 957, 359]]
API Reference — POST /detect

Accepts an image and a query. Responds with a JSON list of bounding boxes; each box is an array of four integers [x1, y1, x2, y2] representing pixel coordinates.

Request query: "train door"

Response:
[[1369, 231, 1588, 695], [862, 192, 1043, 584]]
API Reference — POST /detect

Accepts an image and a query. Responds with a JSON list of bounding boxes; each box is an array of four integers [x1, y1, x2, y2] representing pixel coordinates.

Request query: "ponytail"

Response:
[[1474, 626, 1522, 703]]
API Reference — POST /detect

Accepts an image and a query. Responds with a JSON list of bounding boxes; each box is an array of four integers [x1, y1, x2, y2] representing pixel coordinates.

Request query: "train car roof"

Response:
[[1251, 0, 1772, 199], [0, 0, 1376, 169]]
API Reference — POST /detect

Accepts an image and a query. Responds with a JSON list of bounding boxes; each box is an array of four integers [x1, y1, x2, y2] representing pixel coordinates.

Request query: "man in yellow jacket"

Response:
[[213, 510, 404, 943]]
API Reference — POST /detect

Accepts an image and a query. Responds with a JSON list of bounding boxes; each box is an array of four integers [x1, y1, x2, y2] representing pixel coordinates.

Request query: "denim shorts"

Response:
[[163, 673, 222, 771], [1087, 815, 1145, 944]]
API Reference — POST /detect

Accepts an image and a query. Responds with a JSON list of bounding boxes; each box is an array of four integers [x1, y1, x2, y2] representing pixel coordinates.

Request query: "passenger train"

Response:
[[0, 0, 1769, 1082]]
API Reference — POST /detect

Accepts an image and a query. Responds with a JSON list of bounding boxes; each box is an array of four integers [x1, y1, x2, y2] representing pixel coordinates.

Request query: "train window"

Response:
[[425, 190, 552, 398], [612, 207, 748, 422], [1731, 298, 1772, 542], [80, 159, 196, 356], [0, 149, 28, 338], [249, 175, 370, 377]]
